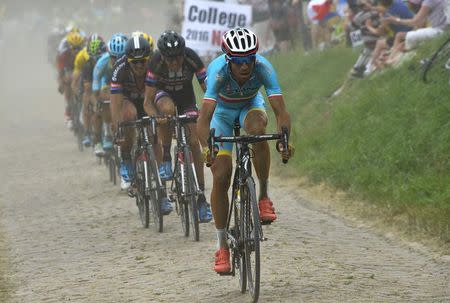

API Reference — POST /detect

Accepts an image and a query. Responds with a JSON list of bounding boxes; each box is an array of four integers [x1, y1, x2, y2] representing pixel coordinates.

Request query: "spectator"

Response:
[[369, 0, 413, 71], [307, 0, 341, 50], [349, 0, 381, 77], [267, 0, 292, 52], [384, 0, 448, 64]]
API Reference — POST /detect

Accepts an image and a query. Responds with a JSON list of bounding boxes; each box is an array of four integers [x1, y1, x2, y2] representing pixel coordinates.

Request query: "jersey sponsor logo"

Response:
[[111, 61, 126, 82]]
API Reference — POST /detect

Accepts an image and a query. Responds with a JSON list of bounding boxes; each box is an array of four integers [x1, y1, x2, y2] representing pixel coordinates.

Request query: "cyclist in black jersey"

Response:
[[110, 35, 174, 215], [143, 30, 212, 223]]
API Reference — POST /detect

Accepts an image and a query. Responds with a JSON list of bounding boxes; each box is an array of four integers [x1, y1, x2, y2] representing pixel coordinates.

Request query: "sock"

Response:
[[259, 179, 268, 201], [216, 228, 227, 249], [163, 144, 172, 162]]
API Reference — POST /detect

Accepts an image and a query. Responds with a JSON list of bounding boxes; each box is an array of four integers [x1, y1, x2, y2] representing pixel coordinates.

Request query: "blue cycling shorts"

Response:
[[210, 92, 266, 156]]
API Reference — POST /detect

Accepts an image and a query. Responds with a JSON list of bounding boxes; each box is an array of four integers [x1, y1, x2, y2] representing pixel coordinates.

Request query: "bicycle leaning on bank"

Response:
[[166, 112, 202, 242], [422, 37, 450, 84], [117, 116, 165, 232], [208, 123, 289, 303]]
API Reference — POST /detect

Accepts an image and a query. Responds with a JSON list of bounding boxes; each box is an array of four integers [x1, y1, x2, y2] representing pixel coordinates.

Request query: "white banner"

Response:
[[181, 0, 252, 55]]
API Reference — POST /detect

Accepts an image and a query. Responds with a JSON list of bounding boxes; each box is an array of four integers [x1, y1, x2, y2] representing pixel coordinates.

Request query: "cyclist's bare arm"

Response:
[[111, 92, 124, 132], [197, 100, 216, 148], [268, 95, 291, 133], [143, 85, 158, 117]]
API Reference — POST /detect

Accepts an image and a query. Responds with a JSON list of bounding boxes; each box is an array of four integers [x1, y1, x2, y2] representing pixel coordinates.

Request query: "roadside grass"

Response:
[[268, 37, 450, 243]]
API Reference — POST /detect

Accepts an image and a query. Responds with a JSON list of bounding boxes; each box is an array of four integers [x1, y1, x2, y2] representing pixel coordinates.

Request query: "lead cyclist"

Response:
[[197, 28, 294, 273]]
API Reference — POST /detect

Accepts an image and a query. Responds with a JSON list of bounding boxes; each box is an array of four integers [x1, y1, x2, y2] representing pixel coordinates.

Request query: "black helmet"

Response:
[[125, 35, 151, 60], [157, 30, 185, 57]]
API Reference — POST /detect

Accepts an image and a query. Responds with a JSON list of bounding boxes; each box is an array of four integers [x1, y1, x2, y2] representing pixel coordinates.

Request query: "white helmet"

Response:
[[221, 27, 259, 57]]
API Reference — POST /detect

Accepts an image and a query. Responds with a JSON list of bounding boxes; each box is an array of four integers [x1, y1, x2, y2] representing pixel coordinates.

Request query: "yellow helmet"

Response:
[[66, 32, 85, 48], [131, 31, 155, 51]]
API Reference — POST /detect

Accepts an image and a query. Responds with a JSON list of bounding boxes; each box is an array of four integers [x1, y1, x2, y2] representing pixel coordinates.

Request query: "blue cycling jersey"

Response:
[[92, 52, 113, 92], [204, 54, 283, 107]]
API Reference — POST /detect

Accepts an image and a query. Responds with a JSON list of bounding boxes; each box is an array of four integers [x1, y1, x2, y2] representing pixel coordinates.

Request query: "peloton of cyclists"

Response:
[[197, 28, 294, 273]]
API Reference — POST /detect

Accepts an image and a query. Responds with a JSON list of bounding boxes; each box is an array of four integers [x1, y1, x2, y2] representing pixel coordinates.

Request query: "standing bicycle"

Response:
[[197, 28, 294, 287], [207, 125, 289, 302], [117, 116, 165, 232]]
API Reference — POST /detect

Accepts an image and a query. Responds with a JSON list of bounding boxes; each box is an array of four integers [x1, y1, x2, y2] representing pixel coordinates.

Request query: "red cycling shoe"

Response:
[[259, 197, 277, 223], [214, 248, 231, 273]]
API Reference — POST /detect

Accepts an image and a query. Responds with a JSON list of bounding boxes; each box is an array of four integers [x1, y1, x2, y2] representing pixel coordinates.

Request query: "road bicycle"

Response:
[[167, 113, 202, 241], [208, 123, 289, 303], [422, 37, 450, 84], [118, 116, 165, 232]]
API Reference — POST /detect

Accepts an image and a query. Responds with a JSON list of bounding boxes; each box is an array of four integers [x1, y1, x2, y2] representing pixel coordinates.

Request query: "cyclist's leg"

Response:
[[210, 106, 237, 272], [63, 70, 74, 123], [90, 89, 103, 155], [240, 93, 269, 199], [121, 98, 138, 153], [119, 98, 138, 189], [81, 81, 93, 146], [100, 87, 113, 149], [154, 91, 176, 179], [240, 94, 277, 223]]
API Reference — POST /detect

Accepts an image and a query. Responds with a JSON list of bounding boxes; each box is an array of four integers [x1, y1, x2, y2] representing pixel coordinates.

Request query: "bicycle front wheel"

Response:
[[242, 177, 261, 303], [135, 154, 149, 228], [185, 146, 199, 242], [147, 146, 163, 233]]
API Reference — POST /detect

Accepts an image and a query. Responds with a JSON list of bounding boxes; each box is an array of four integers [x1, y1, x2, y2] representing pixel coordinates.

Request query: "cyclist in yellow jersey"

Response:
[[72, 34, 107, 151]]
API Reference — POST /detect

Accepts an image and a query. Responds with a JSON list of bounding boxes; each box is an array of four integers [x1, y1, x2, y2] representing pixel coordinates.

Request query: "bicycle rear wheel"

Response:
[[242, 177, 261, 303], [422, 38, 450, 83], [147, 146, 163, 233]]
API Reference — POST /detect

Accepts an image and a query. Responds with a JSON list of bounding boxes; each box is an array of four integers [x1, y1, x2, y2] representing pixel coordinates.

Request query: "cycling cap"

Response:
[[108, 33, 128, 57], [131, 31, 155, 51], [125, 35, 152, 59], [157, 30, 185, 57], [87, 33, 106, 58], [66, 32, 85, 48], [221, 28, 259, 57]]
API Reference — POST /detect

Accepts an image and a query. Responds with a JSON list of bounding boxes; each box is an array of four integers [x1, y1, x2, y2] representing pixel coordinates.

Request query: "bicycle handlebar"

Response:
[[208, 126, 289, 165]]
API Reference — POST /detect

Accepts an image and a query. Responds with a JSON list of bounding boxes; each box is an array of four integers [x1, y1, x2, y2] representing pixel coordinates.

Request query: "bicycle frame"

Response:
[[172, 114, 201, 198]]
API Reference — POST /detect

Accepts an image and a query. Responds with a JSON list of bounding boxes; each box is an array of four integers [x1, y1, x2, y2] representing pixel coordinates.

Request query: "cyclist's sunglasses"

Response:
[[227, 54, 256, 65], [128, 56, 149, 65]]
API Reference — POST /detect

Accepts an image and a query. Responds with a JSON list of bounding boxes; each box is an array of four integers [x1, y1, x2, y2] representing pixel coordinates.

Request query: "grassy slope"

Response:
[[268, 38, 450, 243]]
